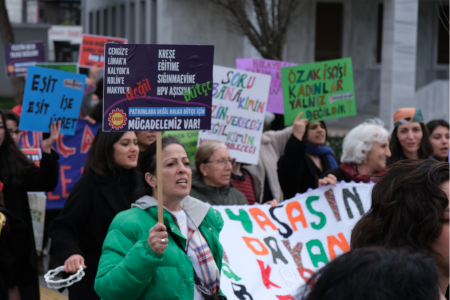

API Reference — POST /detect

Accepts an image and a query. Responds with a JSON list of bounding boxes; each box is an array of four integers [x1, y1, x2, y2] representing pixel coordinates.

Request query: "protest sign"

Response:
[[21, 148, 42, 166], [28, 192, 46, 252], [281, 58, 356, 126], [214, 182, 373, 300], [35, 62, 78, 73], [103, 44, 214, 132], [78, 34, 127, 68], [197, 65, 271, 165], [162, 130, 199, 162], [19, 66, 86, 135], [18, 120, 101, 209], [236, 58, 296, 114], [4, 41, 45, 77]]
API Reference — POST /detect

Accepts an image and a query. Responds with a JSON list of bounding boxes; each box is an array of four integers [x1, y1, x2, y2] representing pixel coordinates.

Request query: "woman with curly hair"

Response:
[[351, 159, 449, 297]]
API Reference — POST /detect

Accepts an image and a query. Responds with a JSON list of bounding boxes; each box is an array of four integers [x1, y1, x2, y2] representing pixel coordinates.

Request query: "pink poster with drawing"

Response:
[[236, 58, 297, 114]]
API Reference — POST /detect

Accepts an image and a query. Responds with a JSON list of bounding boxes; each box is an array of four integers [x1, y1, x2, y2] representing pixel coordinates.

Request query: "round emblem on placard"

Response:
[[108, 109, 127, 130], [7, 65, 14, 72]]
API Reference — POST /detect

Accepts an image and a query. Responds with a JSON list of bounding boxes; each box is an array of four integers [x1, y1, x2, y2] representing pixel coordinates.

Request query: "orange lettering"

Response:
[[327, 233, 350, 260], [286, 201, 308, 231], [61, 166, 72, 198], [80, 125, 95, 153], [249, 208, 278, 231], [242, 237, 269, 255], [48, 192, 60, 200]]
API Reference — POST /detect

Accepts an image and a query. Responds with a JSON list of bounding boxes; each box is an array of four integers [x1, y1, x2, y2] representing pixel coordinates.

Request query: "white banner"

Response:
[[28, 192, 47, 252], [198, 65, 271, 165], [214, 182, 373, 300]]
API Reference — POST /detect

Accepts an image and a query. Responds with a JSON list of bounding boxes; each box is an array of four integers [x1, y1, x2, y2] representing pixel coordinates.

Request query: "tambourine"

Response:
[[44, 265, 85, 289]]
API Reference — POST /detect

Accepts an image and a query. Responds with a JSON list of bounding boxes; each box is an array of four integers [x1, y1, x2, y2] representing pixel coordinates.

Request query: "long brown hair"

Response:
[[390, 123, 433, 163], [351, 160, 449, 259]]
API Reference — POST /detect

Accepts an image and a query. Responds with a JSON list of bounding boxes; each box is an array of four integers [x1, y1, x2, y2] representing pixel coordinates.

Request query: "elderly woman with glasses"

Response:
[[190, 140, 247, 205]]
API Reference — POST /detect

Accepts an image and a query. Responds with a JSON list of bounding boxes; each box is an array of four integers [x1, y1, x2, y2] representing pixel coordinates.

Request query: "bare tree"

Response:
[[209, 0, 310, 61], [0, 0, 25, 104]]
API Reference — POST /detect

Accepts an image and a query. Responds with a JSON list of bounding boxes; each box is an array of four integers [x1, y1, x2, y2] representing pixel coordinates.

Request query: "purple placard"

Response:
[[103, 44, 214, 131], [4, 41, 45, 78], [236, 58, 297, 114]]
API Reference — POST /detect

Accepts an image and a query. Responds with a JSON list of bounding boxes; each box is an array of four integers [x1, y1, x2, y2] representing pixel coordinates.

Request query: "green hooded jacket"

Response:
[[94, 195, 225, 300]]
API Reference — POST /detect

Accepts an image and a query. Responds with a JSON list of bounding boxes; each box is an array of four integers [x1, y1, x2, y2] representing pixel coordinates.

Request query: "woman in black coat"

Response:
[[50, 129, 141, 300], [277, 112, 338, 200], [0, 110, 60, 300]]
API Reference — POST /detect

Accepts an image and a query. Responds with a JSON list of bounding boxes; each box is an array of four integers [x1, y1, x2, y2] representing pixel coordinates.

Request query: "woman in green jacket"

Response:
[[95, 137, 225, 300]]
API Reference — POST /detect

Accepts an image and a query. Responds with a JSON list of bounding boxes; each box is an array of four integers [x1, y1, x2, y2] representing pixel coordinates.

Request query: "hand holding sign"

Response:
[[148, 223, 168, 255], [293, 112, 308, 141], [42, 120, 61, 154]]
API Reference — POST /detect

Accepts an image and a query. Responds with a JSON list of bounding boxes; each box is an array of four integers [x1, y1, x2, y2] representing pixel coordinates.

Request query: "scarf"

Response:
[[306, 144, 338, 169], [186, 224, 220, 295], [339, 163, 385, 183]]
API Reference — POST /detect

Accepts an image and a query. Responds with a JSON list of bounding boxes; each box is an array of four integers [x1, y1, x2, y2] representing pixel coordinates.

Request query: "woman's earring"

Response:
[[203, 173, 207, 177], [363, 159, 367, 164]]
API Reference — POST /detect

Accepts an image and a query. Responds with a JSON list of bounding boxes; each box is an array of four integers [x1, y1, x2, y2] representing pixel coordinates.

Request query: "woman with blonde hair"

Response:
[[190, 140, 247, 205]]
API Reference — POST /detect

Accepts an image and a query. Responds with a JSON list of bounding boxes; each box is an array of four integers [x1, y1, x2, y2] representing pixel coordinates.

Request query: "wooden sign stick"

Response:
[[156, 131, 164, 223]]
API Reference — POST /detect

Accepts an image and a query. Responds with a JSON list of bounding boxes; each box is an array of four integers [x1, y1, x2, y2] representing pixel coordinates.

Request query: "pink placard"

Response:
[[236, 58, 297, 114]]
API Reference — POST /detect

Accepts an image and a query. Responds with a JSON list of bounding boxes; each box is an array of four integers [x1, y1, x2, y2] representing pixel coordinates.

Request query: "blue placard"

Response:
[[19, 66, 86, 135]]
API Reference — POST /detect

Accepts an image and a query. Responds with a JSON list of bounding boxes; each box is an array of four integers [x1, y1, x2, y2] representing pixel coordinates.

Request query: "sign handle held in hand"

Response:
[[156, 131, 164, 224]]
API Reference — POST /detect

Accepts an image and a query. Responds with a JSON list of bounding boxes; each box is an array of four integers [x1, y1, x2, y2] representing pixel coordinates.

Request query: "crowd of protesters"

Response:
[[0, 65, 448, 300]]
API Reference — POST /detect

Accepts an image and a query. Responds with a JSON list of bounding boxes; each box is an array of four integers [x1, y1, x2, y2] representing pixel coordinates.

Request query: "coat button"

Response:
[[209, 227, 212, 230]]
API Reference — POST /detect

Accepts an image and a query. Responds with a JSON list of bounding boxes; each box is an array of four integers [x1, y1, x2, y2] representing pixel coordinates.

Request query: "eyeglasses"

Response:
[[8, 129, 21, 136], [207, 157, 236, 167]]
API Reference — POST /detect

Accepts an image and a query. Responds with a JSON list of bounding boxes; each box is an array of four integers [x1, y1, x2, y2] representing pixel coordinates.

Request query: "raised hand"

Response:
[[42, 120, 61, 154], [293, 112, 308, 141]]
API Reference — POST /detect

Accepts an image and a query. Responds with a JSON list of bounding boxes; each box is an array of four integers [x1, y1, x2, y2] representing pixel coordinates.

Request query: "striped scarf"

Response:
[[187, 227, 220, 295]]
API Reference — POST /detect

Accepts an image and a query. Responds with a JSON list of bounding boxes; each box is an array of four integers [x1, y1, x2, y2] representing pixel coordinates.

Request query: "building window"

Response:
[[104, 9, 108, 36], [314, 2, 343, 62], [140, 1, 146, 43], [96, 10, 100, 35], [151, 0, 157, 43], [437, 5, 449, 65], [89, 12, 93, 34], [111, 7, 116, 36], [120, 5, 125, 38], [376, 4, 383, 63], [129, 2, 135, 43]]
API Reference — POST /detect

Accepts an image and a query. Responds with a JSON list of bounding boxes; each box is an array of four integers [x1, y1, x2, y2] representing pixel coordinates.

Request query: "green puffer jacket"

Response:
[[94, 195, 225, 300]]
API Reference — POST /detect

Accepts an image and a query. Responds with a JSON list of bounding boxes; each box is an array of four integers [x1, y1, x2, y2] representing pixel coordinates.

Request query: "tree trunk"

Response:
[[0, 0, 25, 105]]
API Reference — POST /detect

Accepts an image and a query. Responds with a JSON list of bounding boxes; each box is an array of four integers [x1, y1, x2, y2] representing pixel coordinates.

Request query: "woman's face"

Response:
[[6, 120, 20, 145], [432, 181, 449, 281], [136, 131, 156, 151], [112, 131, 138, 169], [0, 117, 5, 147], [306, 122, 326, 145], [202, 147, 233, 188], [429, 126, 449, 161], [364, 139, 391, 172], [160, 144, 192, 200], [397, 123, 423, 155]]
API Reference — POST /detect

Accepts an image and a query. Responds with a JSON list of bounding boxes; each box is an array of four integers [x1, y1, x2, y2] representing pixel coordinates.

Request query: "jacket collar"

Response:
[[132, 195, 211, 230], [191, 171, 231, 195]]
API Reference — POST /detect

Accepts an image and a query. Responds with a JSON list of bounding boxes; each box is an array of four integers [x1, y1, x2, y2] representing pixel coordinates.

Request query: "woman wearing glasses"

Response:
[[190, 140, 247, 205]]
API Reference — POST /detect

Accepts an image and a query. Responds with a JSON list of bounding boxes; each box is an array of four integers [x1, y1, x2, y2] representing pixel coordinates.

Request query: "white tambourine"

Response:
[[44, 265, 85, 289]]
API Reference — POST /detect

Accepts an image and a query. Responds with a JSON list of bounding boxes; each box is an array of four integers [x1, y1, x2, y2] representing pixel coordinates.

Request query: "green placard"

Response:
[[35, 63, 78, 73], [281, 58, 356, 125], [162, 130, 199, 162]]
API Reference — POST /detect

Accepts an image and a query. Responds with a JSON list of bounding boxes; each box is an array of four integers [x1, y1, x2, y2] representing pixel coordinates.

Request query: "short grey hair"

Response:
[[341, 119, 390, 164]]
